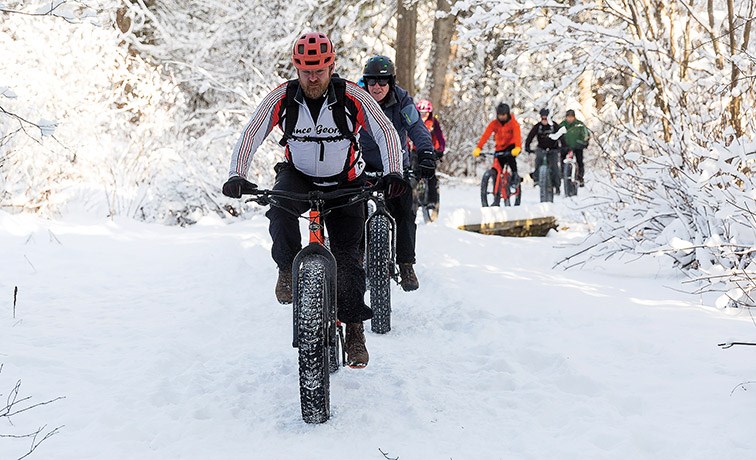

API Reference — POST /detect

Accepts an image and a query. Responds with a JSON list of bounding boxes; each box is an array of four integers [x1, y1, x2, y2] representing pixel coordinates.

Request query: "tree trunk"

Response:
[[727, 0, 744, 138], [425, 0, 456, 108], [708, 0, 725, 69], [395, 0, 418, 94]]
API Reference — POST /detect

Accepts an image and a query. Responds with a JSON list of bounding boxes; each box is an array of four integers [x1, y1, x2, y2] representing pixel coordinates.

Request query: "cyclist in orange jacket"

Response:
[[472, 103, 522, 186]]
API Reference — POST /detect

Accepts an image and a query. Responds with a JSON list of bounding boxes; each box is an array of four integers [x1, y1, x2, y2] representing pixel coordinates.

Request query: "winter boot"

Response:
[[275, 269, 292, 304], [345, 322, 369, 368], [399, 263, 419, 291]]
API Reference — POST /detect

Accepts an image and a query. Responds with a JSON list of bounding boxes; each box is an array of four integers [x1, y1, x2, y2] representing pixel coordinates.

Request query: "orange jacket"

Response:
[[476, 116, 522, 155]]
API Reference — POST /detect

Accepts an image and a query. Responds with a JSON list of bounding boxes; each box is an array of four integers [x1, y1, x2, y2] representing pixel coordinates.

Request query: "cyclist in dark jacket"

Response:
[[526, 108, 562, 192], [359, 55, 435, 292]]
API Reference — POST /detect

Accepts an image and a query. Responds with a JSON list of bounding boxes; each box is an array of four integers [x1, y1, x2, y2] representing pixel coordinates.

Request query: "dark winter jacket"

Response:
[[559, 118, 590, 149], [525, 121, 562, 151], [360, 85, 434, 170]]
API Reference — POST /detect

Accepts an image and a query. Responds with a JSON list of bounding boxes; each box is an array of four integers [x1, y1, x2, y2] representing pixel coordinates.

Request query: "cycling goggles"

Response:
[[366, 78, 390, 87]]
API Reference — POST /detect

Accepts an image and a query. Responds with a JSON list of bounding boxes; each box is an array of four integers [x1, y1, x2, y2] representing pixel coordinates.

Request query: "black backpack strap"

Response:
[[329, 77, 357, 145], [278, 80, 300, 147], [278, 77, 362, 184]]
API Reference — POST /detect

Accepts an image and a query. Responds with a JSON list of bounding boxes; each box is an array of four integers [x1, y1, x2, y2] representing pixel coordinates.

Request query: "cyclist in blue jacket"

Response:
[[358, 55, 435, 292]]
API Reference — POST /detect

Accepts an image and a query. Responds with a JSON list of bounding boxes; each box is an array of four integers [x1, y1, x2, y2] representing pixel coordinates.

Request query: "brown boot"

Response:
[[345, 322, 369, 368], [399, 263, 419, 291], [275, 269, 292, 304]]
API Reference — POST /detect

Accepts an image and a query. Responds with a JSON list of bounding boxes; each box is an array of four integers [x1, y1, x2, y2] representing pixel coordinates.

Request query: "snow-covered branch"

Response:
[[0, 364, 65, 460]]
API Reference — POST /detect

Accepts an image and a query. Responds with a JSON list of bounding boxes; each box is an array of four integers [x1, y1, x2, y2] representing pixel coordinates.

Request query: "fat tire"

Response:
[[296, 255, 331, 424], [366, 214, 392, 334], [538, 165, 553, 202], [563, 163, 577, 197], [480, 169, 500, 207]]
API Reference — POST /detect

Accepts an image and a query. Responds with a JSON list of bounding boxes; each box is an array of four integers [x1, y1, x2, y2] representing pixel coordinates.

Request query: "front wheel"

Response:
[[563, 163, 578, 197], [366, 213, 393, 334], [480, 169, 500, 207], [295, 255, 331, 424], [538, 165, 553, 203]]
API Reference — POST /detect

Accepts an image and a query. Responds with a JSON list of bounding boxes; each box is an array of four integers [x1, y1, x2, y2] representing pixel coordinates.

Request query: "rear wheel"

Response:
[[421, 178, 439, 223], [295, 255, 331, 424], [366, 214, 392, 334], [410, 181, 424, 216], [538, 165, 553, 202], [480, 169, 500, 207]]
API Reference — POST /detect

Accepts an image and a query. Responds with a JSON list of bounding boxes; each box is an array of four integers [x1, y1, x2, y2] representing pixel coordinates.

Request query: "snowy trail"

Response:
[[1, 184, 755, 460]]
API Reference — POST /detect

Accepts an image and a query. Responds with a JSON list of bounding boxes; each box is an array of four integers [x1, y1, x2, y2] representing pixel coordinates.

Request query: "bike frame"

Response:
[[483, 152, 519, 201], [244, 188, 372, 348]]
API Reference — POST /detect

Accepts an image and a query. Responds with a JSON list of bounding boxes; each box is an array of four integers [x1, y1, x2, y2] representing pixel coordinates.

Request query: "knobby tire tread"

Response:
[[296, 256, 331, 424], [366, 215, 392, 334], [480, 169, 500, 207]]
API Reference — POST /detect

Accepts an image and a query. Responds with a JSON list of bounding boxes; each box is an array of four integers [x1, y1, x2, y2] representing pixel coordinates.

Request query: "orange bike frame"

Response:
[[308, 210, 326, 245], [490, 156, 513, 199]]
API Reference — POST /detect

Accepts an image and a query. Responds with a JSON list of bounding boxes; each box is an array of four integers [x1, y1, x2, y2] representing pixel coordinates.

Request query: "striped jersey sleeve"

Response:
[[344, 82, 403, 174], [228, 82, 287, 178]]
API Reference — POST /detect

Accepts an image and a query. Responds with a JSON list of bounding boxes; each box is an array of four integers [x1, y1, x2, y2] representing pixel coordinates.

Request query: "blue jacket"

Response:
[[359, 85, 433, 171]]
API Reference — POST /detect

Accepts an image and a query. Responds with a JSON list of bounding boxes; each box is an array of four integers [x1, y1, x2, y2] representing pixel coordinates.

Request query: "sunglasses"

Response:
[[366, 78, 390, 87]]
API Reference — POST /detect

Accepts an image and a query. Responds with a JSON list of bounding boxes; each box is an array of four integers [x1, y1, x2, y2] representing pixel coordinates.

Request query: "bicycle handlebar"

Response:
[[242, 184, 377, 206]]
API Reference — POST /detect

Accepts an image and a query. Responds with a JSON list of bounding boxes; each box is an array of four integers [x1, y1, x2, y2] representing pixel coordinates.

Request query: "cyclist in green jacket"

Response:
[[559, 109, 590, 187]]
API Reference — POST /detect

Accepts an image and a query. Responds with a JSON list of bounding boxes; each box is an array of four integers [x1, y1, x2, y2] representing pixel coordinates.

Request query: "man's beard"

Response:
[[302, 79, 329, 99]]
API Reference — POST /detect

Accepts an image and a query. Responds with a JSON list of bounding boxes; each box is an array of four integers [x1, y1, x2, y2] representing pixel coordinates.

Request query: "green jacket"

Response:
[[559, 119, 590, 149]]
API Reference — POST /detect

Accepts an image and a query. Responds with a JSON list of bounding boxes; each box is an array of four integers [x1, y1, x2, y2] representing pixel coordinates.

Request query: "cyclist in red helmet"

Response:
[[416, 98, 445, 204], [416, 99, 446, 156], [222, 32, 407, 368]]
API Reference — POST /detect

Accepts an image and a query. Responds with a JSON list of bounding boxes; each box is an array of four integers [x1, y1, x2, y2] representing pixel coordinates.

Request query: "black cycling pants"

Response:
[[266, 164, 372, 323]]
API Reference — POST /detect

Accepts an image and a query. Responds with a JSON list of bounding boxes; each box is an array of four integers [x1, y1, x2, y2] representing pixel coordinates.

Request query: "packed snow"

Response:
[[2, 182, 755, 460]]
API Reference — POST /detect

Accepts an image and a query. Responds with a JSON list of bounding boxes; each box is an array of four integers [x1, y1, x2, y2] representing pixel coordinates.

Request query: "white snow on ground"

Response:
[[1, 182, 755, 460]]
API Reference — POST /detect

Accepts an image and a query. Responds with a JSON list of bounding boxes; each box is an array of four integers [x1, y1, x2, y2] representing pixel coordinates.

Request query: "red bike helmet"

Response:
[[416, 99, 433, 113], [292, 32, 335, 70]]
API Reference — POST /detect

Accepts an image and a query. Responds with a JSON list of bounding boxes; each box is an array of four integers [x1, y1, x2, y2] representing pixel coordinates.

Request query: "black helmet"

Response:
[[539, 108, 549, 117], [363, 56, 396, 82], [496, 103, 510, 116]]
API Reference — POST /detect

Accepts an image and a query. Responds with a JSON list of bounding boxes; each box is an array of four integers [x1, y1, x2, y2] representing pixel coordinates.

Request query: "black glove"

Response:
[[434, 149, 444, 160], [381, 172, 411, 199], [417, 150, 436, 179], [222, 176, 257, 198]]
